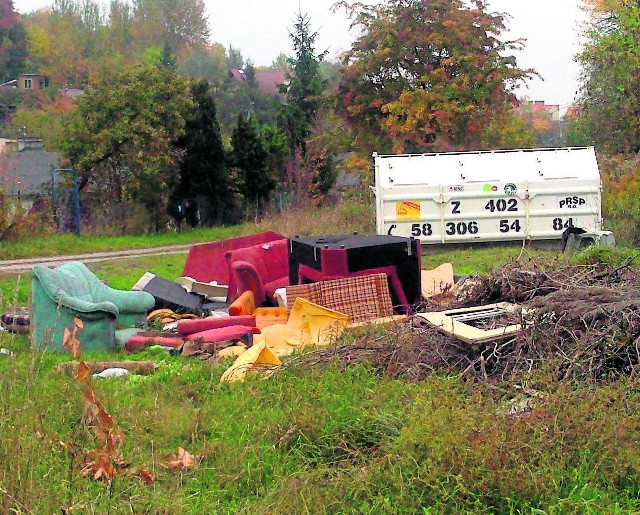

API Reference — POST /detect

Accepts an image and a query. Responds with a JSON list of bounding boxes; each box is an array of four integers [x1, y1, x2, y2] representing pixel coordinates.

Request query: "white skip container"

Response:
[[373, 147, 606, 244]]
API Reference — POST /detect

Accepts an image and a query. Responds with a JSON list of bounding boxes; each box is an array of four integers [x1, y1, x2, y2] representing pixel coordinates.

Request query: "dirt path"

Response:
[[0, 243, 194, 274]]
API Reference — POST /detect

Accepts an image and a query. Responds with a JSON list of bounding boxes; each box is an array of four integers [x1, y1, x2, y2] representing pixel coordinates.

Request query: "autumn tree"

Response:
[[336, 0, 533, 153], [279, 11, 327, 157], [61, 64, 192, 230], [576, 0, 640, 153], [171, 79, 229, 226], [0, 0, 27, 82], [131, 0, 209, 53], [25, 0, 111, 86]]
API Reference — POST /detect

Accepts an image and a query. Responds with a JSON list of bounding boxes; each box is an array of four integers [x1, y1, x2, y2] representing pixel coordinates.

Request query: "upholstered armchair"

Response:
[[225, 240, 289, 306], [31, 261, 155, 352]]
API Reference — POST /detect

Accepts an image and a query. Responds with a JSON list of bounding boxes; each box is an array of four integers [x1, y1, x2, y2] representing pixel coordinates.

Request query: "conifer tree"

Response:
[[173, 79, 228, 225], [230, 113, 275, 213], [279, 12, 327, 157]]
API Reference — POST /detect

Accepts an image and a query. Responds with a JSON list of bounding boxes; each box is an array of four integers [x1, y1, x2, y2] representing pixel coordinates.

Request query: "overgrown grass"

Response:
[[0, 200, 377, 260], [1, 338, 639, 513], [2, 204, 639, 512]]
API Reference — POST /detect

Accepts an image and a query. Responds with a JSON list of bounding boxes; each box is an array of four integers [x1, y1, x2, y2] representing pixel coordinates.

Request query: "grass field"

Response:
[[1, 205, 639, 513]]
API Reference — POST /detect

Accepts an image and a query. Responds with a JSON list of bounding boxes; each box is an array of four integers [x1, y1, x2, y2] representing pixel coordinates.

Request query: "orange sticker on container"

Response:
[[396, 201, 421, 220]]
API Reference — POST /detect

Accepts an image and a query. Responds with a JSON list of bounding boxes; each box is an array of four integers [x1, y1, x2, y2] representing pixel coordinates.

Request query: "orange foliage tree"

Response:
[[335, 0, 535, 153]]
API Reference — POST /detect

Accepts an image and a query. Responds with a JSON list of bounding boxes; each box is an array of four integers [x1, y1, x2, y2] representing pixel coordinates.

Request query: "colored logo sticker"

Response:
[[483, 184, 498, 192], [396, 201, 421, 221], [504, 183, 517, 196]]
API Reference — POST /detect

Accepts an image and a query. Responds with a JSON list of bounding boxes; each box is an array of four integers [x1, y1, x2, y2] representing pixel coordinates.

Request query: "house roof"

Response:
[[255, 70, 286, 95], [61, 88, 84, 100], [0, 148, 59, 196], [229, 69, 286, 95]]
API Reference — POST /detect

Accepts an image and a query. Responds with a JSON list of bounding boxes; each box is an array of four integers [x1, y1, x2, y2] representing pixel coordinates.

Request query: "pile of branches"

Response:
[[458, 258, 636, 305], [297, 258, 640, 384]]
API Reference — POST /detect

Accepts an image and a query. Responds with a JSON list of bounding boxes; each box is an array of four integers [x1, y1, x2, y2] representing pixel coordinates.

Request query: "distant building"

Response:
[[229, 69, 287, 95], [17, 73, 47, 93], [0, 138, 59, 209], [518, 99, 561, 121]]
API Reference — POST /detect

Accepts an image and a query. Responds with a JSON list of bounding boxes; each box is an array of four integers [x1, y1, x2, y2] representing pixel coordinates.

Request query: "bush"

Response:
[[599, 153, 640, 245]]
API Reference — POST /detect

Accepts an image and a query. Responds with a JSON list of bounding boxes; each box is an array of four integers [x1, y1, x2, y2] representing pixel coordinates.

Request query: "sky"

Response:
[[13, 0, 587, 109]]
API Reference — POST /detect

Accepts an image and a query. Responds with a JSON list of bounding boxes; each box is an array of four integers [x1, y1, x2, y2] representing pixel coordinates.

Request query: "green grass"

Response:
[[0, 199, 378, 261], [1, 337, 639, 513], [0, 226, 245, 260], [2, 206, 640, 512], [422, 244, 558, 275]]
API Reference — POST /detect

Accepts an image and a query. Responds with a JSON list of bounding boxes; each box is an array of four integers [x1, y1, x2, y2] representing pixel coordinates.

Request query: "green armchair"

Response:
[[31, 261, 155, 352]]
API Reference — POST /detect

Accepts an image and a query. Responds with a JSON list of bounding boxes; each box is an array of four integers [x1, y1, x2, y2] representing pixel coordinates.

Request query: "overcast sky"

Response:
[[14, 0, 587, 109]]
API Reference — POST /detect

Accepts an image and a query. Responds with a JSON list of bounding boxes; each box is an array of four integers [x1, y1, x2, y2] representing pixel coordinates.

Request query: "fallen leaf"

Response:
[[83, 388, 100, 407], [130, 468, 154, 485], [63, 328, 72, 348], [162, 447, 199, 471], [96, 408, 114, 428], [76, 362, 91, 381]]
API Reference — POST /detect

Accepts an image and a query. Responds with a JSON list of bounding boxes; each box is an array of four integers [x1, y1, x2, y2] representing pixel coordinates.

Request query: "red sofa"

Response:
[[182, 231, 284, 285], [225, 240, 290, 305]]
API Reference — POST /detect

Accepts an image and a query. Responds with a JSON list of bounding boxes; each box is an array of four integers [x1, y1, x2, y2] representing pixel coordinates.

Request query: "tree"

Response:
[[178, 42, 227, 90], [0, 0, 27, 82], [131, 0, 209, 52], [336, 0, 533, 153], [61, 64, 192, 230], [172, 79, 229, 225], [227, 44, 244, 69], [261, 123, 289, 183], [10, 95, 77, 151], [279, 11, 328, 157], [576, 0, 640, 153], [230, 113, 275, 214], [25, 0, 108, 86], [270, 52, 291, 73]]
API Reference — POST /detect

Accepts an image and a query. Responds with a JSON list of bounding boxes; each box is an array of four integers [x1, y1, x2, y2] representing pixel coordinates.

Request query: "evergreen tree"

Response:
[[279, 11, 327, 157], [173, 79, 228, 225], [227, 44, 244, 69], [244, 59, 257, 88], [577, 1, 640, 153], [230, 113, 275, 213], [160, 40, 177, 69]]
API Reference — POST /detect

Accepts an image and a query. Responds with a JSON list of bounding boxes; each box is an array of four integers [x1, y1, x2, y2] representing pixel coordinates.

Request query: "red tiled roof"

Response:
[[229, 69, 287, 95]]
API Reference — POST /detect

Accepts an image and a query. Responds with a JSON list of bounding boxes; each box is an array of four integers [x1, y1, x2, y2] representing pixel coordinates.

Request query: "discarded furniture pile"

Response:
[[21, 230, 637, 386], [25, 232, 420, 382]]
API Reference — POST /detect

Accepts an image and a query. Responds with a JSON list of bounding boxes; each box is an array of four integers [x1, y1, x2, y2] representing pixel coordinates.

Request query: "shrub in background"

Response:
[[599, 153, 640, 245]]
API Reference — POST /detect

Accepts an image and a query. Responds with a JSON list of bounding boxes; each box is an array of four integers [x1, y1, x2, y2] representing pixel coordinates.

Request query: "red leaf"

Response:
[[76, 362, 91, 381]]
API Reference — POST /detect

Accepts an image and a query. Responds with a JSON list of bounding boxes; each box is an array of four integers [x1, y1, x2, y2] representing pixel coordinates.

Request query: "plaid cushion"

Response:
[[285, 284, 318, 309], [371, 274, 394, 317], [310, 274, 390, 323], [1, 310, 30, 333]]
